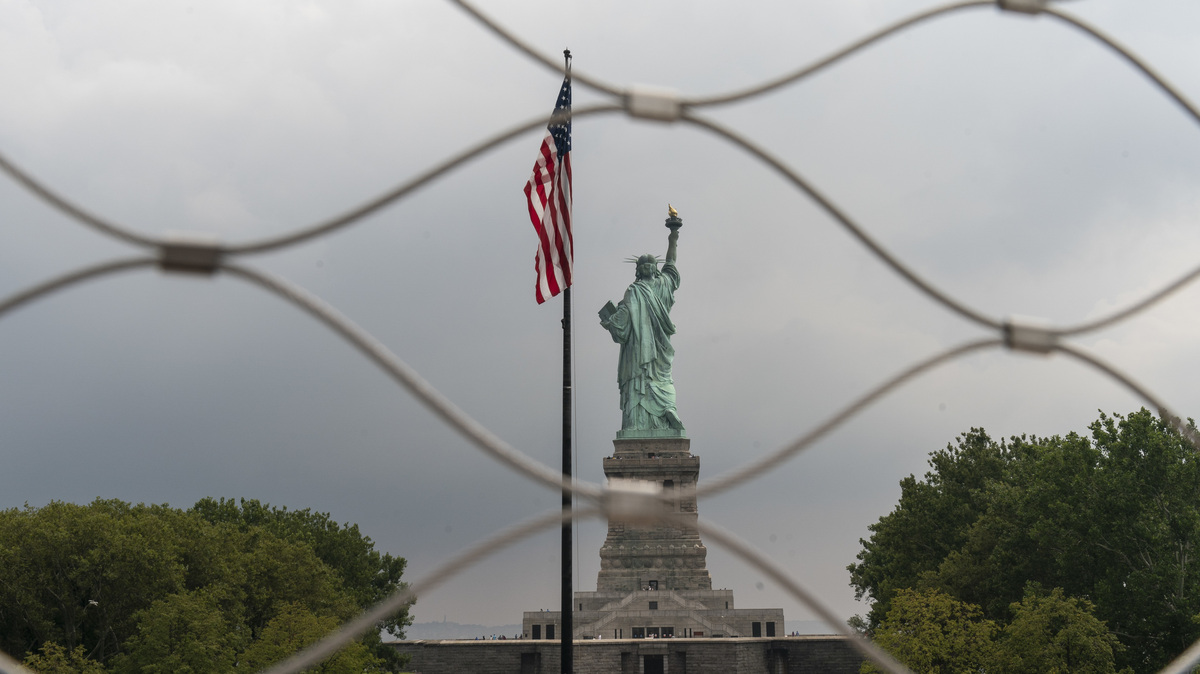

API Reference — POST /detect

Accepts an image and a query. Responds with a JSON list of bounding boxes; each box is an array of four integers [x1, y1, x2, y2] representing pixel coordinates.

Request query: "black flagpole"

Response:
[[560, 48, 574, 674]]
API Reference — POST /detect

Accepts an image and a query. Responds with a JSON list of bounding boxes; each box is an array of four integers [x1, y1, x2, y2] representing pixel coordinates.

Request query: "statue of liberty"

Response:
[[598, 206, 685, 438]]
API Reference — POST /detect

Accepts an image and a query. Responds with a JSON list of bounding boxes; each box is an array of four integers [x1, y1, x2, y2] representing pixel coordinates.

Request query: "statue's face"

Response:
[[636, 258, 658, 279]]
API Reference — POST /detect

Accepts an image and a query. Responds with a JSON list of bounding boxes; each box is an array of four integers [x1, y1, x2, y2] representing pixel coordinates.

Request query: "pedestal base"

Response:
[[611, 436, 690, 459], [616, 428, 687, 440], [598, 436, 710, 592]]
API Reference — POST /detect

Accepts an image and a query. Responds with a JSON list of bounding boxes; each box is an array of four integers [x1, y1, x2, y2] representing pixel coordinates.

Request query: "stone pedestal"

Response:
[[518, 433, 783, 644], [596, 436, 712, 593]]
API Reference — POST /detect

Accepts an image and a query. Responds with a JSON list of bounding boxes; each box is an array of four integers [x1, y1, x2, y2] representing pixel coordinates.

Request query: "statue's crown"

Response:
[[625, 254, 660, 265]]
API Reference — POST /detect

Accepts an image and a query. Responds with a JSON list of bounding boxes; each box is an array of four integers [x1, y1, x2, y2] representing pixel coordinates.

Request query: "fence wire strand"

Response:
[[1055, 342, 1200, 448], [1044, 7, 1200, 128], [3, 1, 1200, 672], [222, 261, 604, 502], [679, 110, 1006, 332], [1159, 638, 1200, 674], [0, 258, 157, 318], [1059, 259, 1200, 336], [694, 338, 1002, 501], [226, 105, 622, 256], [447, 0, 623, 99], [692, 517, 916, 674], [687, 0, 992, 107], [0, 650, 34, 674], [0, 151, 160, 250]]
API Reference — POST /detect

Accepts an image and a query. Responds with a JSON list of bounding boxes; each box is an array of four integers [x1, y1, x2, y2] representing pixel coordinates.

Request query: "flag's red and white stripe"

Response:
[[524, 76, 573, 304], [525, 140, 572, 303]]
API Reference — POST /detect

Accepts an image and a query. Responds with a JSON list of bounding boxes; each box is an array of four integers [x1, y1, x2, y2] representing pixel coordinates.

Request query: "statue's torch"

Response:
[[665, 203, 683, 231]]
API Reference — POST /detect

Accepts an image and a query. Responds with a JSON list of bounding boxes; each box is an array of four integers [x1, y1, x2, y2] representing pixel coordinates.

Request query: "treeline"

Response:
[[850, 408, 1200, 673], [0, 498, 410, 673]]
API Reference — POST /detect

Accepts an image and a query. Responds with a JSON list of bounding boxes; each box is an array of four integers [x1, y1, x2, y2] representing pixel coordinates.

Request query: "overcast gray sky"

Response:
[[3, 0, 1200, 636]]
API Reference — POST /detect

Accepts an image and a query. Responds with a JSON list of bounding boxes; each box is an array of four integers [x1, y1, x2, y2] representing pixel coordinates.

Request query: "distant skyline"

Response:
[[3, 0, 1200, 638]]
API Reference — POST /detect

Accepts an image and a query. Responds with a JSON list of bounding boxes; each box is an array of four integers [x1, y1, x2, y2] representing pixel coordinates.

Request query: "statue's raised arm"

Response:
[[598, 206, 686, 439], [665, 203, 680, 266]]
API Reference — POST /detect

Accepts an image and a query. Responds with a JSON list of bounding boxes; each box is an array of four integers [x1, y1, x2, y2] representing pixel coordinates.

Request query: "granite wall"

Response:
[[391, 635, 865, 673]]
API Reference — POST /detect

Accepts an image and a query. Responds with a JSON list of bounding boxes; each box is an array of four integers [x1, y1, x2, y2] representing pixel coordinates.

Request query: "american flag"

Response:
[[524, 75, 573, 304]]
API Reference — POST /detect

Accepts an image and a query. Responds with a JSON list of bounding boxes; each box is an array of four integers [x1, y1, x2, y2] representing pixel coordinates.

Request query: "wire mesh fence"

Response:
[[2, 1, 1200, 672]]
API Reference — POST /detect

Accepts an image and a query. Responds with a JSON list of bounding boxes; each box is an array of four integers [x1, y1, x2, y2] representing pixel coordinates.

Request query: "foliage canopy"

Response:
[[860, 586, 1125, 674], [0, 498, 410, 673], [850, 408, 1199, 673]]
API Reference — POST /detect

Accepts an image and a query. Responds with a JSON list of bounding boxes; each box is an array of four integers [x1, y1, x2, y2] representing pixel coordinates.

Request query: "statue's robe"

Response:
[[601, 264, 682, 431]]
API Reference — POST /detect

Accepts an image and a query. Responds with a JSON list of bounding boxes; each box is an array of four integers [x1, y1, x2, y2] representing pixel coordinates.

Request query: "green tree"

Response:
[[108, 589, 242, 674], [190, 497, 410, 636], [850, 409, 1200, 673], [848, 428, 1007, 626], [994, 586, 1124, 674], [860, 588, 996, 674], [0, 498, 406, 672], [240, 602, 381, 674], [190, 497, 411, 669], [21, 642, 105, 674], [0, 500, 187, 663]]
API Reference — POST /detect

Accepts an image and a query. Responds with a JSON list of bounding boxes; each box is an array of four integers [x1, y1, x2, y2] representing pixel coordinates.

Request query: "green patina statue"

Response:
[[599, 206, 686, 438]]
